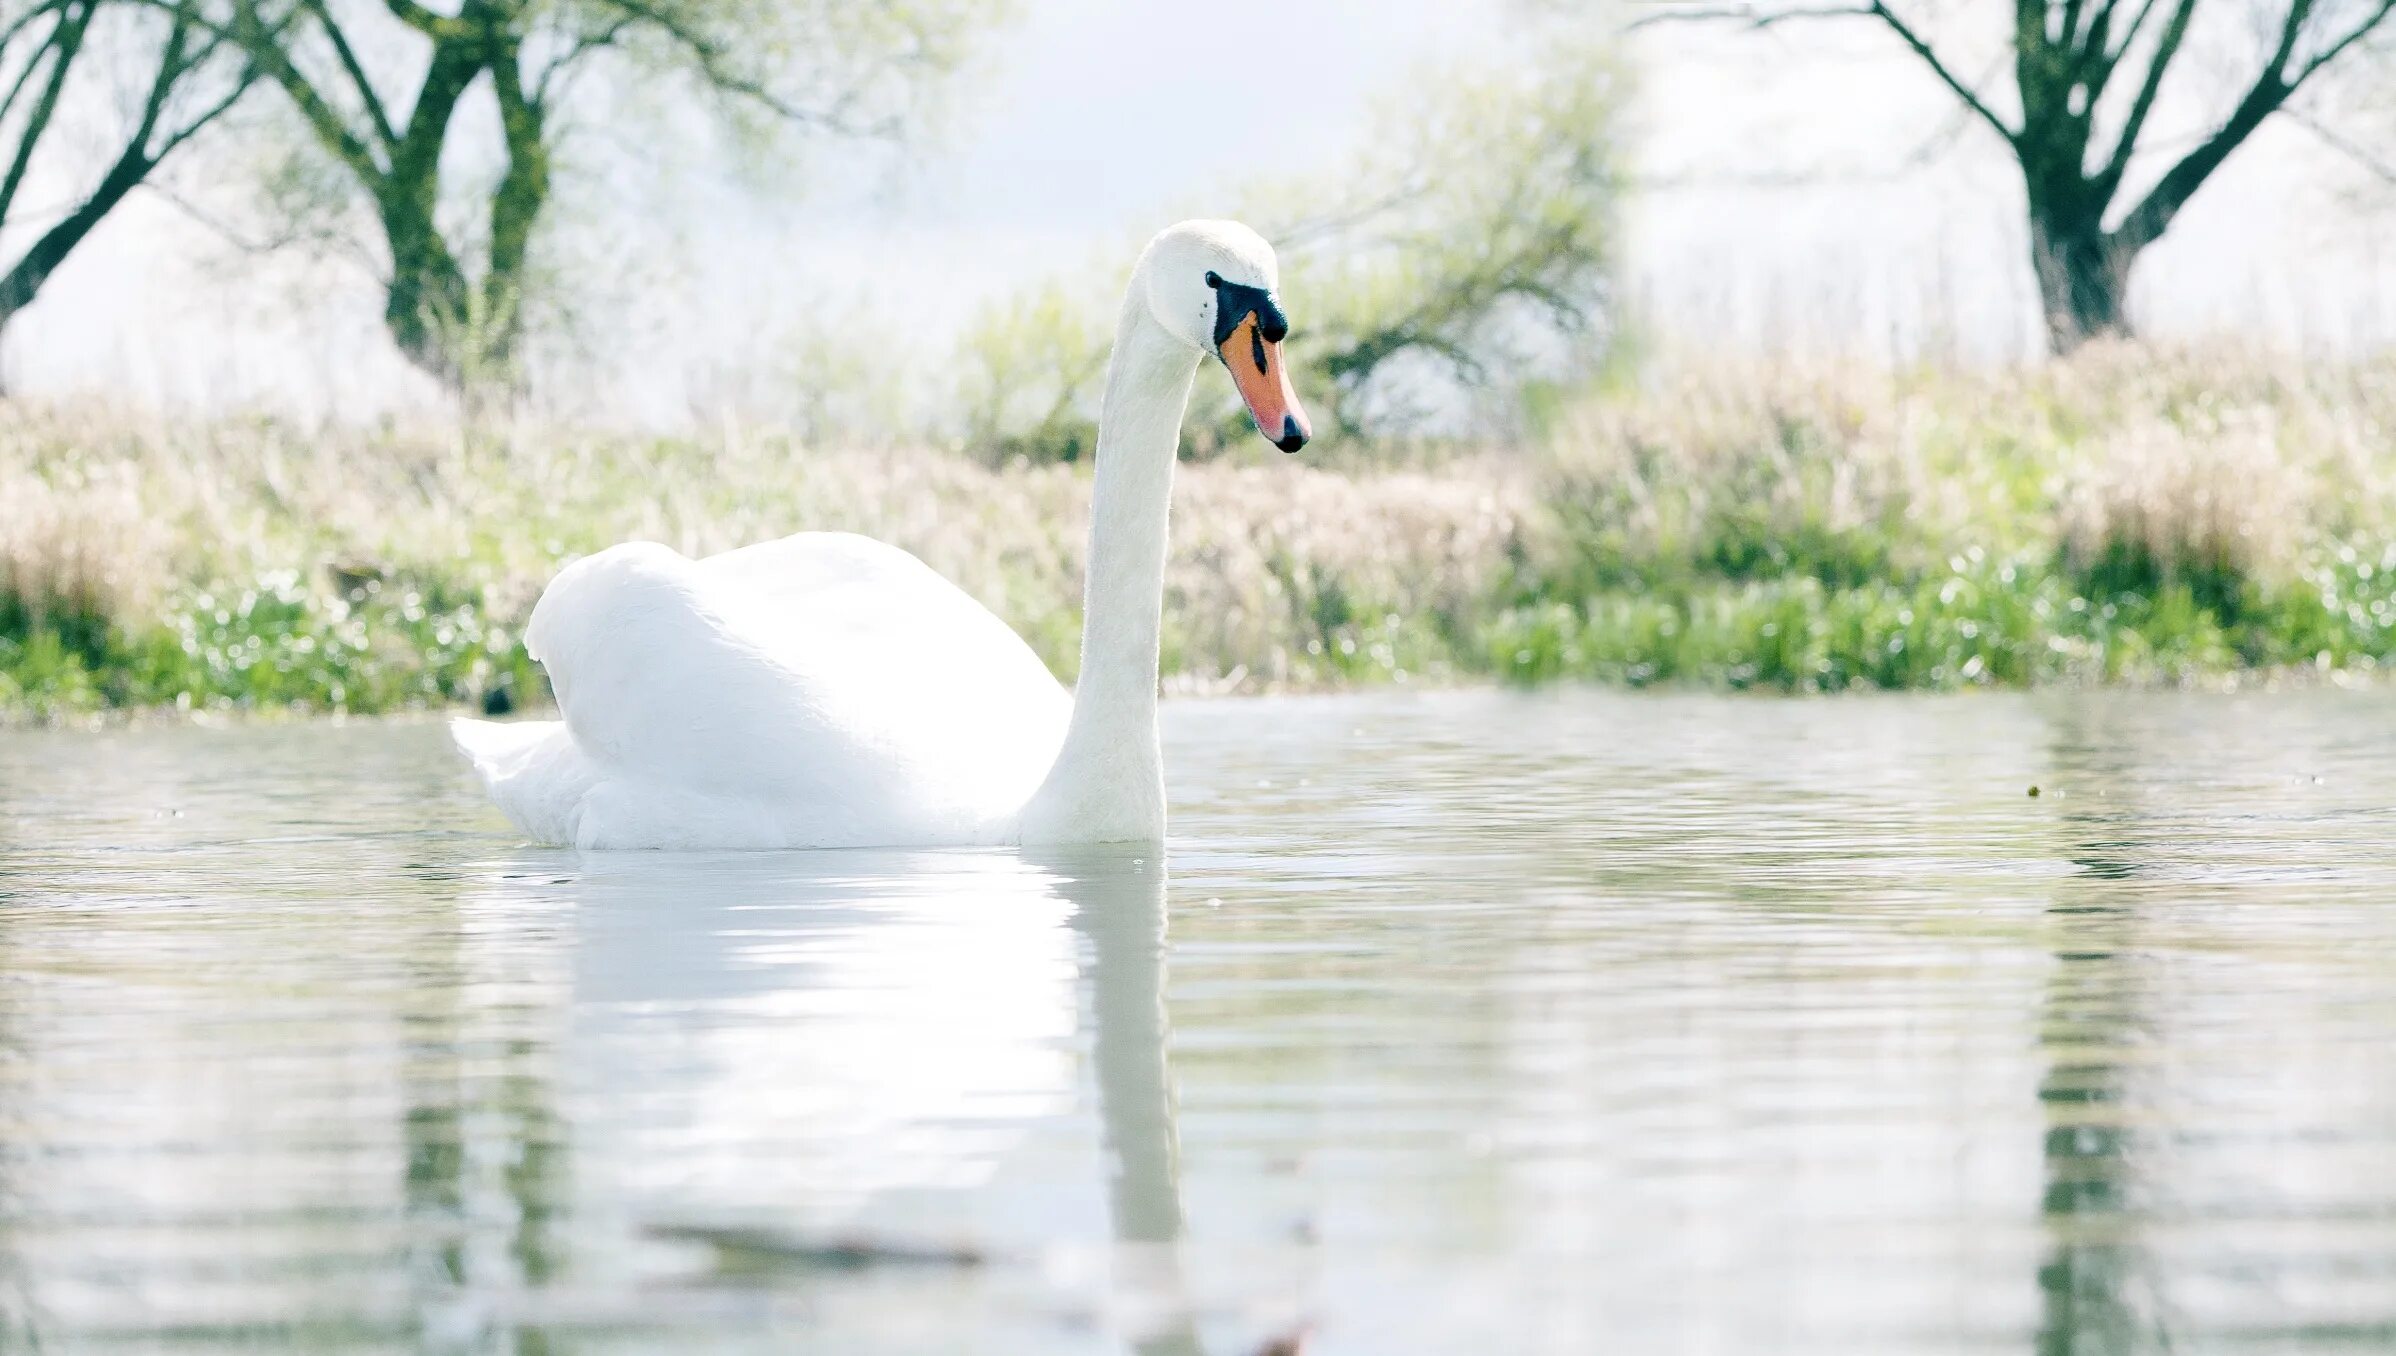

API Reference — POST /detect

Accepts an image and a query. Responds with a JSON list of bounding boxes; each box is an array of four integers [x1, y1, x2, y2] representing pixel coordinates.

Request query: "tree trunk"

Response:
[[365, 23, 548, 403], [2028, 215, 2136, 354], [371, 33, 486, 389], [471, 29, 547, 404], [379, 210, 475, 383]]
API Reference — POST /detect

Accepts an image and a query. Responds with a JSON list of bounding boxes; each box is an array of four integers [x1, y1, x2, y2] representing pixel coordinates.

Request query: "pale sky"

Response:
[[4, 0, 2390, 422]]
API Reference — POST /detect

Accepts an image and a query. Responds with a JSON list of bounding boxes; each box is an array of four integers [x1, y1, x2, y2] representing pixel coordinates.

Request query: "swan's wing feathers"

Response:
[[450, 717, 596, 845], [703, 533, 1047, 690], [525, 541, 835, 798], [523, 535, 1067, 818], [699, 531, 932, 606], [699, 534, 1071, 797], [450, 713, 554, 771]]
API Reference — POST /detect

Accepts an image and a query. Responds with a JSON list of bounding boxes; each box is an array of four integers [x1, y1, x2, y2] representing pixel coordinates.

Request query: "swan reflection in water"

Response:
[[487, 843, 1211, 1352]]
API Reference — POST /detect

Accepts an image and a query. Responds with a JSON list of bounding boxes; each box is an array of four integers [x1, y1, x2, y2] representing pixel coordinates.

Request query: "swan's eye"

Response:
[[1204, 271, 1222, 289]]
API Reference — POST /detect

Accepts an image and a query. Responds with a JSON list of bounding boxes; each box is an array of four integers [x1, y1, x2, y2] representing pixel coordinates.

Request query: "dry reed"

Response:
[[4, 341, 2392, 717]]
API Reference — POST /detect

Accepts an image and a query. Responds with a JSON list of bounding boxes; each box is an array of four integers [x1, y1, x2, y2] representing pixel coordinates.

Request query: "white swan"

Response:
[[453, 220, 1311, 850]]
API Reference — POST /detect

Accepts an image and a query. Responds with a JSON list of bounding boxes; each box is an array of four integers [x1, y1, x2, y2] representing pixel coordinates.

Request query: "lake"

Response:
[[3, 688, 2395, 1353]]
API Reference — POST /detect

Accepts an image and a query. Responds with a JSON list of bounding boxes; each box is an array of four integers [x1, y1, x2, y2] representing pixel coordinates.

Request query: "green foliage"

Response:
[[1484, 346, 2396, 691], [1479, 553, 2289, 692], [1252, 43, 1622, 445], [954, 280, 1110, 464], [0, 569, 541, 720], [953, 40, 1623, 464], [607, 0, 1003, 159]]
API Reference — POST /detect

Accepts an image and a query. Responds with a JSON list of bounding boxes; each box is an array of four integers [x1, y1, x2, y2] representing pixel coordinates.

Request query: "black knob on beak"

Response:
[[1276, 417, 1308, 454]]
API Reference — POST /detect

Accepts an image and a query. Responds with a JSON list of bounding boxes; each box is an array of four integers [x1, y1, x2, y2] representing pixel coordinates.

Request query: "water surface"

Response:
[[4, 689, 2396, 1353]]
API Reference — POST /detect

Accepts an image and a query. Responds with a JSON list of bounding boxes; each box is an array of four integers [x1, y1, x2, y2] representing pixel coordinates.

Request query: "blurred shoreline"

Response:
[[5, 340, 2395, 723]]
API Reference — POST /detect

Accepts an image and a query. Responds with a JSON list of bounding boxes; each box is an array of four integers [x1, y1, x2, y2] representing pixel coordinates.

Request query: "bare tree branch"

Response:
[[2060, 0, 2091, 49], [1868, 1, 2018, 142], [534, 13, 633, 106], [145, 49, 258, 162], [0, 0, 73, 56], [2262, 0, 2317, 87], [2087, 0, 2165, 87], [584, 0, 886, 133], [1630, 2, 2017, 141], [2110, 0, 2395, 250], [2071, 0, 2118, 82], [146, 176, 316, 252], [1625, 2, 1874, 29], [302, 0, 394, 145], [2295, 0, 2396, 81], [2095, 0, 2195, 192], [123, 3, 199, 151], [2110, 0, 2163, 56], [220, 0, 389, 180], [2285, 101, 2396, 185], [0, 0, 92, 227], [0, 4, 73, 139], [2118, 1, 2319, 251]]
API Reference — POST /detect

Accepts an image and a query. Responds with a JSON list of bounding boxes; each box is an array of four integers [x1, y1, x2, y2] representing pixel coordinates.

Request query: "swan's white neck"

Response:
[[1020, 286, 1198, 844]]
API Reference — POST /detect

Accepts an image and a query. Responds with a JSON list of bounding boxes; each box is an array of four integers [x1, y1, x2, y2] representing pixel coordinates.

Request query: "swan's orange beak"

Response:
[[1219, 313, 1311, 454]]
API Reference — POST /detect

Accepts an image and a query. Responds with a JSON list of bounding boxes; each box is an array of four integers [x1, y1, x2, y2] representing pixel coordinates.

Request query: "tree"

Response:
[[199, 0, 990, 394], [954, 42, 1623, 462], [1265, 49, 1620, 444], [0, 0, 253, 373], [1638, 0, 2396, 352]]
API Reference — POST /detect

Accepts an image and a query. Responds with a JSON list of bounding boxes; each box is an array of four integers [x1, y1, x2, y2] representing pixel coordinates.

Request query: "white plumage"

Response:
[[452, 220, 1303, 849], [453, 534, 1069, 849]]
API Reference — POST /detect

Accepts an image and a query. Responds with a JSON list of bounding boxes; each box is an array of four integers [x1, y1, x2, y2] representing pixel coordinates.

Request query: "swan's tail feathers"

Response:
[[451, 717, 552, 772], [449, 718, 594, 847]]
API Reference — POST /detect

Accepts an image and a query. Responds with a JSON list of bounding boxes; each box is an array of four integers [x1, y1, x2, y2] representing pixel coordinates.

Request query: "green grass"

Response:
[[5, 342, 2395, 723], [0, 572, 543, 718], [1482, 544, 2396, 691]]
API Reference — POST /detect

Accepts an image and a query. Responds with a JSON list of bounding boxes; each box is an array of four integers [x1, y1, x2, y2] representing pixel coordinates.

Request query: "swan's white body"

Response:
[[454, 220, 1296, 850], [452, 534, 1070, 848]]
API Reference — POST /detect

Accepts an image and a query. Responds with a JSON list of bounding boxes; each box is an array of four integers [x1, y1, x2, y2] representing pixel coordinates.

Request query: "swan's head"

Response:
[[1139, 220, 1312, 454]]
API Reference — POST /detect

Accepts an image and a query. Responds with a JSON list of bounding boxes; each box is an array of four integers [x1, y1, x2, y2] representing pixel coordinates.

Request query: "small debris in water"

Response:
[[1251, 1325, 1311, 1356], [2027, 785, 2041, 798], [646, 1222, 988, 1271]]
